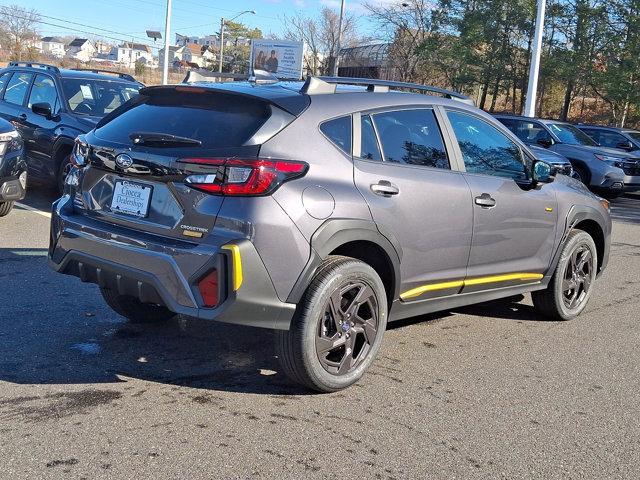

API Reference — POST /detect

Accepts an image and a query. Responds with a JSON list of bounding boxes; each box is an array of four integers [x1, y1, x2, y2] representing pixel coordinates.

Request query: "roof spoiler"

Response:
[[182, 68, 279, 85], [301, 76, 475, 106]]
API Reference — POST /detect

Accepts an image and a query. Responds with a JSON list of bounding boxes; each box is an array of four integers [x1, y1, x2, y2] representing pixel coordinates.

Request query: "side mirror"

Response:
[[536, 138, 553, 148], [533, 160, 553, 183], [616, 140, 634, 151], [32, 102, 52, 119]]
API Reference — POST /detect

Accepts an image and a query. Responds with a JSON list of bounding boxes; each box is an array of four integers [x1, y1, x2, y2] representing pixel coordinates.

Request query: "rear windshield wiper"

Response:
[[129, 132, 202, 147]]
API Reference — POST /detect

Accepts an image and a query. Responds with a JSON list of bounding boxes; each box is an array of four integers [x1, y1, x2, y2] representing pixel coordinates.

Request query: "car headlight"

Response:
[[594, 154, 624, 168], [0, 130, 22, 156]]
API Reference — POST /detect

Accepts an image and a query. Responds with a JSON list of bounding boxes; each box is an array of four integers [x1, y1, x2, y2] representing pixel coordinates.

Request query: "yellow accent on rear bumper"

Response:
[[222, 244, 243, 291], [400, 273, 544, 301]]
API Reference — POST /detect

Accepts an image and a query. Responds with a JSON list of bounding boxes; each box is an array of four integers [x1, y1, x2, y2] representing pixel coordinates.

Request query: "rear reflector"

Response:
[[181, 158, 308, 196], [198, 269, 219, 307]]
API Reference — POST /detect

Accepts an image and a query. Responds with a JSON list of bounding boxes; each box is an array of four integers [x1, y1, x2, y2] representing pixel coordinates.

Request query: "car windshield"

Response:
[[627, 131, 640, 142], [548, 123, 597, 146], [61, 78, 140, 116]]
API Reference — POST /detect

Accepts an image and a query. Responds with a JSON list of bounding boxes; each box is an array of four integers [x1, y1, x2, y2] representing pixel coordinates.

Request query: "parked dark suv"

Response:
[[0, 62, 141, 192], [49, 77, 611, 392], [0, 117, 25, 216], [495, 114, 640, 197], [577, 124, 640, 152]]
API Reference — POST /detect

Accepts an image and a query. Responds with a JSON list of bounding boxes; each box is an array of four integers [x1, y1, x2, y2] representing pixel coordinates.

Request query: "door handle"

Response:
[[474, 193, 496, 208], [18, 113, 27, 121], [371, 180, 399, 196]]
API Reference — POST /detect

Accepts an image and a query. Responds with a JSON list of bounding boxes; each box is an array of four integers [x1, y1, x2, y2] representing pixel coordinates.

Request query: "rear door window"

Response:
[[372, 109, 449, 169], [94, 90, 271, 148], [320, 116, 351, 154], [3, 72, 33, 106]]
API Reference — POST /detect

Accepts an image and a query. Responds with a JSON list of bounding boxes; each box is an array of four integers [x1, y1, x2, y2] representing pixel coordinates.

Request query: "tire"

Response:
[[0, 201, 14, 217], [99, 286, 176, 323], [277, 255, 388, 392], [57, 154, 72, 194], [532, 229, 597, 321], [572, 164, 590, 186]]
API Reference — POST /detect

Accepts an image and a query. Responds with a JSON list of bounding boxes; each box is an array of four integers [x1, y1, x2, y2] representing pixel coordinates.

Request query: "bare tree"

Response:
[[282, 7, 359, 75], [364, 0, 434, 82], [0, 5, 40, 61]]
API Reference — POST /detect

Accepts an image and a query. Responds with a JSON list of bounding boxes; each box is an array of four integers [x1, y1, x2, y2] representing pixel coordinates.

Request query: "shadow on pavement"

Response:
[[0, 248, 549, 395]]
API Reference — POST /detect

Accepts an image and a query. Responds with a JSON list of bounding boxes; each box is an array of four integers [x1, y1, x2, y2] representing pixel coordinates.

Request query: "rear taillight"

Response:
[[198, 268, 219, 307], [180, 158, 308, 196]]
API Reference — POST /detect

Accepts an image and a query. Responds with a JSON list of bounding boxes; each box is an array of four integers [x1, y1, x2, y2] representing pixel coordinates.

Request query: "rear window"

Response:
[[94, 90, 271, 148]]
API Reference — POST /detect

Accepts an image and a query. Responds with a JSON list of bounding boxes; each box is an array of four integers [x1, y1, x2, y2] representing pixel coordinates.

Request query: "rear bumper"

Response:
[[49, 195, 295, 330]]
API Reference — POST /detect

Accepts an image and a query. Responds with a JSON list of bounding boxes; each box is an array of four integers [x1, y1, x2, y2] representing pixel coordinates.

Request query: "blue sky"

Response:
[[5, 0, 386, 48]]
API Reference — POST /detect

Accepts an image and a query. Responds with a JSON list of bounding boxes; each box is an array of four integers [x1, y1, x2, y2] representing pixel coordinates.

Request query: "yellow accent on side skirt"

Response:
[[222, 244, 243, 291], [400, 273, 544, 301]]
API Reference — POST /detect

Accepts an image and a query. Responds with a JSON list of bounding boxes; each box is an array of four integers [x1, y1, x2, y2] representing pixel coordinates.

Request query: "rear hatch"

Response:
[[74, 85, 298, 241]]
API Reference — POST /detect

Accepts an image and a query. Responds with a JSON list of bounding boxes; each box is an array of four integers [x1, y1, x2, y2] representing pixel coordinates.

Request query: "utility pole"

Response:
[[332, 0, 346, 77], [524, 0, 546, 117], [218, 17, 225, 73], [162, 0, 172, 85], [218, 11, 256, 74]]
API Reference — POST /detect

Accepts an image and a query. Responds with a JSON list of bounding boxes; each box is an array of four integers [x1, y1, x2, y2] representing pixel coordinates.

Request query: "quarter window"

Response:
[[372, 109, 449, 169], [0, 72, 11, 96], [360, 115, 382, 161], [447, 111, 528, 180], [28, 74, 59, 113], [3, 72, 33, 106], [320, 116, 351, 154]]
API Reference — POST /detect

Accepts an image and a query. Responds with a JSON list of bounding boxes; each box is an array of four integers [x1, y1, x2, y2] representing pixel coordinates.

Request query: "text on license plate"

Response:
[[110, 180, 152, 217]]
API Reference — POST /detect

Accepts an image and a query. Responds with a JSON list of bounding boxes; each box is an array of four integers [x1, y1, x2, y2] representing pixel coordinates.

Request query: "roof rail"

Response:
[[71, 68, 137, 82], [8, 61, 60, 73], [302, 76, 475, 106]]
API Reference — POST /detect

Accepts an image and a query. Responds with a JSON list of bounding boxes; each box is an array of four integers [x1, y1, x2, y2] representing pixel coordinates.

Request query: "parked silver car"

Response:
[[50, 77, 612, 392]]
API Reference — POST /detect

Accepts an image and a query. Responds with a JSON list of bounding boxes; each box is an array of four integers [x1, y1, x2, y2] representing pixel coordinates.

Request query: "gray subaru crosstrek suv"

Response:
[[50, 77, 612, 392]]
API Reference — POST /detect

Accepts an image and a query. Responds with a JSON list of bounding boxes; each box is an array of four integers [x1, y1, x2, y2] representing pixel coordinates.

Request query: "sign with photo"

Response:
[[250, 39, 304, 80]]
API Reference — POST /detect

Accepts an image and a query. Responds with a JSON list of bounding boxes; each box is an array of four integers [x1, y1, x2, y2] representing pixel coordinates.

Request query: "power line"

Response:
[[36, 13, 150, 43], [2, 11, 156, 49]]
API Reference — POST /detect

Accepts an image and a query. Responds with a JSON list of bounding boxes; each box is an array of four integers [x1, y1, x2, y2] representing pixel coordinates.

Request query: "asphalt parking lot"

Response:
[[1, 188, 639, 479]]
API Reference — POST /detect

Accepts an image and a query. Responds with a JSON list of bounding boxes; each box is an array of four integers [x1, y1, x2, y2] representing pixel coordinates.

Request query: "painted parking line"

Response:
[[14, 202, 51, 219]]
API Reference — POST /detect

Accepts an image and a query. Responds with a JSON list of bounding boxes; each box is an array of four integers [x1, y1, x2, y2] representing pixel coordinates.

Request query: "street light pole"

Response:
[[332, 0, 346, 77], [218, 10, 256, 74], [524, 0, 546, 117], [162, 0, 172, 85]]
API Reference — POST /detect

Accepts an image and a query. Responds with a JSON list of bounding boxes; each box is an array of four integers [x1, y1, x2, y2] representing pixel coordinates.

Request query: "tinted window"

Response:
[[448, 111, 527, 180], [3, 72, 32, 106], [95, 90, 271, 148], [61, 79, 140, 116], [320, 116, 351, 154], [596, 131, 629, 149], [28, 74, 59, 113], [0, 72, 11, 96], [360, 115, 382, 161], [628, 131, 640, 142], [499, 118, 553, 146], [548, 123, 597, 146], [373, 109, 449, 169]]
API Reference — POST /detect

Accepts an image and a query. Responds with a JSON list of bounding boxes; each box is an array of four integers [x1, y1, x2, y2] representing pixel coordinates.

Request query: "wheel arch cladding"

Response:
[[287, 219, 402, 306], [54, 138, 74, 166], [573, 219, 605, 273]]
